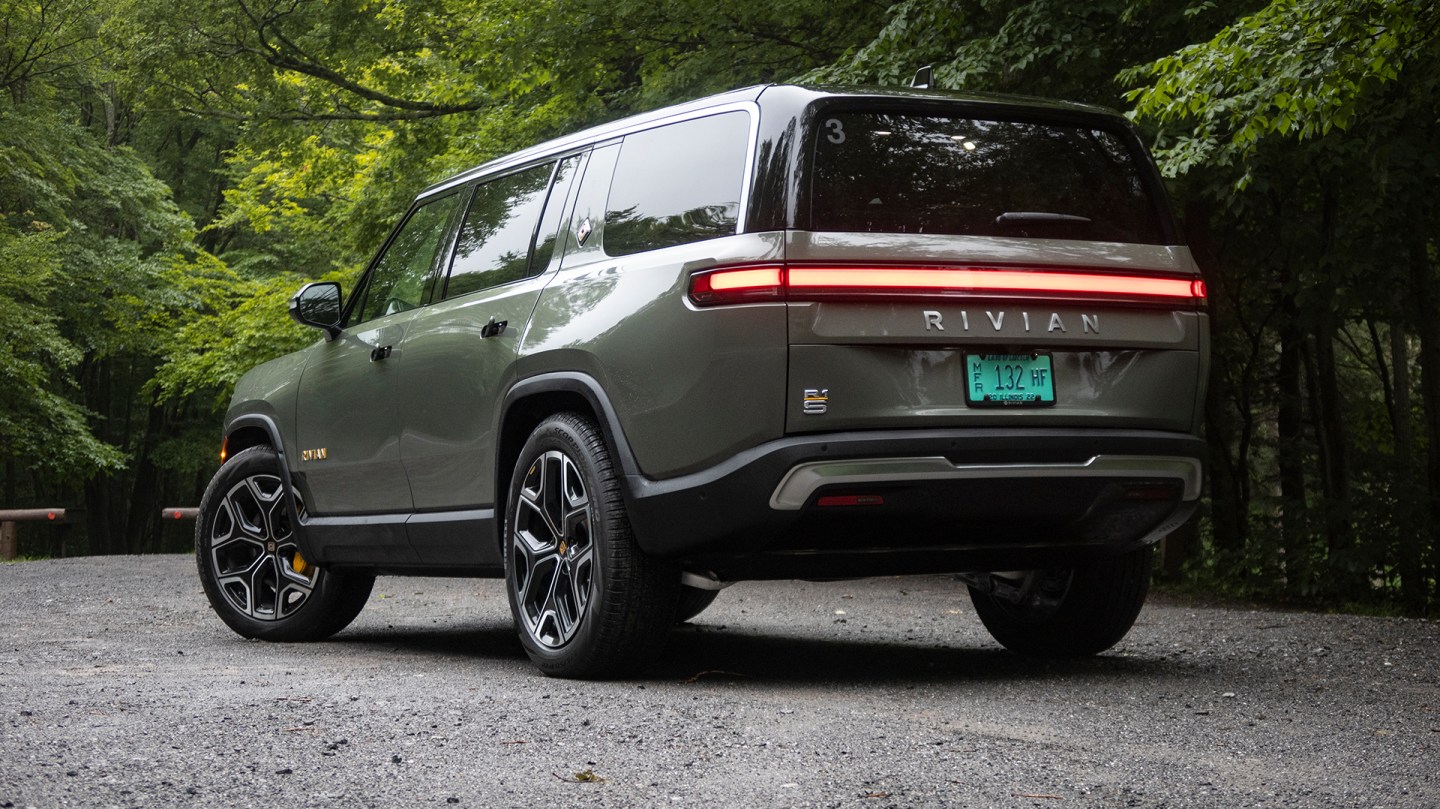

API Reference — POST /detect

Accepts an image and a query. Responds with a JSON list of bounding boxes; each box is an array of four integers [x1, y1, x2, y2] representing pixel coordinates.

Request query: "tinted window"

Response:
[[604, 112, 750, 257], [810, 112, 1166, 244], [352, 194, 461, 324], [445, 159, 571, 299]]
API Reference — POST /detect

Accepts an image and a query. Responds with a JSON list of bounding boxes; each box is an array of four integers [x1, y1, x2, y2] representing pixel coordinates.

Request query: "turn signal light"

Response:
[[690, 263, 1207, 307]]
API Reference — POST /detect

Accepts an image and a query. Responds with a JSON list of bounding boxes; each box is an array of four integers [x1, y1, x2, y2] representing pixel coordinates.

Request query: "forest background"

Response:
[[2, 0, 1438, 614]]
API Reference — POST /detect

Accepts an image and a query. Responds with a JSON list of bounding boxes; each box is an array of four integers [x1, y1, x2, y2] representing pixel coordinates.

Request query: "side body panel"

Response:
[[396, 275, 548, 511], [522, 230, 790, 479]]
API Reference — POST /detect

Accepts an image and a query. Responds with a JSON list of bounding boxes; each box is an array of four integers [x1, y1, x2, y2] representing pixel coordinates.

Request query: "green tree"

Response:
[[1126, 0, 1440, 609]]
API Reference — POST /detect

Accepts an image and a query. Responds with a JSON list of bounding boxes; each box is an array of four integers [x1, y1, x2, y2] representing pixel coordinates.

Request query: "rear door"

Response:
[[395, 155, 583, 514]]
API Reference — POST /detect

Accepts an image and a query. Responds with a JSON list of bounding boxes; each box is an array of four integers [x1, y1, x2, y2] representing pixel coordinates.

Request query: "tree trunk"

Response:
[[1307, 321, 1351, 560], [1409, 238, 1440, 612], [1277, 258, 1309, 594]]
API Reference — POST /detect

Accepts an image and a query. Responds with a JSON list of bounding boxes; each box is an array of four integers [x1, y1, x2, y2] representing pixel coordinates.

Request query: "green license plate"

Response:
[[964, 353, 1056, 407]]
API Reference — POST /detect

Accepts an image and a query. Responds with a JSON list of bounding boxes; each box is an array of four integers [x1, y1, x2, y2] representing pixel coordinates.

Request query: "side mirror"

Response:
[[289, 282, 343, 340]]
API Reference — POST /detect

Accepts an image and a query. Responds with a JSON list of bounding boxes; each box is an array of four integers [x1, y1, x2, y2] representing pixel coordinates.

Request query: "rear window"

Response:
[[809, 111, 1167, 244]]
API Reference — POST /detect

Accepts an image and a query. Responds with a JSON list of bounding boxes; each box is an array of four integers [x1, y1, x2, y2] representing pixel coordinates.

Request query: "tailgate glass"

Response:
[[810, 112, 1166, 245]]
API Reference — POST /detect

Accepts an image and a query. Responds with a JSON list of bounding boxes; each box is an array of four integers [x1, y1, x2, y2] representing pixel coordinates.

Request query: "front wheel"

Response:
[[196, 446, 374, 642], [504, 413, 679, 678], [967, 545, 1153, 658]]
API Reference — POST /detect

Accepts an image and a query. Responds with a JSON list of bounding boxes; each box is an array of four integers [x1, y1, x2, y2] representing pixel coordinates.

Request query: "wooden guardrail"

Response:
[[0, 509, 69, 561]]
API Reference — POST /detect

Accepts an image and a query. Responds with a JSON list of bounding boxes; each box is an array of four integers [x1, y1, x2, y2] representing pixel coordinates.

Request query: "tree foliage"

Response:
[[1, 0, 1436, 612]]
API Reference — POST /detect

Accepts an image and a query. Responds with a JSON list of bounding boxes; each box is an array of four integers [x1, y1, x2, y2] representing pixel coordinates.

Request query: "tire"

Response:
[[967, 545, 1153, 658], [195, 445, 374, 642], [503, 413, 679, 678], [675, 586, 719, 623]]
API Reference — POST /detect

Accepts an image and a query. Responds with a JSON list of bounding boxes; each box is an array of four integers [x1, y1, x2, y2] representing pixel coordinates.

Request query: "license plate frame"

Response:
[[964, 352, 1057, 407]]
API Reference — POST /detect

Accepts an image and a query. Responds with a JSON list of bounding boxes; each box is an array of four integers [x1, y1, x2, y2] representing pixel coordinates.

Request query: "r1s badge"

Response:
[[802, 389, 829, 415]]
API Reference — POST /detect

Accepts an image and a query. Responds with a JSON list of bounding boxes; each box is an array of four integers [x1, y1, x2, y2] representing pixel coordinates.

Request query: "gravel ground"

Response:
[[1, 555, 1437, 808]]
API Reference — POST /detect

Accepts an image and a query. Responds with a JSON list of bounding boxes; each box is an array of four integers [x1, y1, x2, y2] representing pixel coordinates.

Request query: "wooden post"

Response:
[[0, 509, 69, 561], [0, 520, 15, 561]]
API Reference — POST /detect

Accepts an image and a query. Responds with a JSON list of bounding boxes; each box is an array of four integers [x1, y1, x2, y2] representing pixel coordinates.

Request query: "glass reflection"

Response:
[[810, 113, 1164, 244]]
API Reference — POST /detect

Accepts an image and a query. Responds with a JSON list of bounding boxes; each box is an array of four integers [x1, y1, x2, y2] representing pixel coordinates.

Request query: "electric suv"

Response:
[[196, 83, 1208, 678]]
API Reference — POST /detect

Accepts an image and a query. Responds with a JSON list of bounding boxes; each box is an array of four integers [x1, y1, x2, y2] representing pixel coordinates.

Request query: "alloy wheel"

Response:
[[511, 449, 594, 648], [208, 473, 315, 621]]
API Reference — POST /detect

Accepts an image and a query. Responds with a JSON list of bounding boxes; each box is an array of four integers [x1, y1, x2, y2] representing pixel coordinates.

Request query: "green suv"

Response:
[[196, 84, 1208, 678]]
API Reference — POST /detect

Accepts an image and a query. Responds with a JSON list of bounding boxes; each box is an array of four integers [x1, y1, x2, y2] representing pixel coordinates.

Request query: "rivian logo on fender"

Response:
[[923, 309, 1099, 334], [300, 448, 328, 462]]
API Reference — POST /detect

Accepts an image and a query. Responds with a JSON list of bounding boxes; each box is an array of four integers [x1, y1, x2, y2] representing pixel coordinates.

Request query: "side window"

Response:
[[530, 155, 582, 273], [352, 193, 461, 324], [445, 155, 580, 299], [603, 111, 751, 257]]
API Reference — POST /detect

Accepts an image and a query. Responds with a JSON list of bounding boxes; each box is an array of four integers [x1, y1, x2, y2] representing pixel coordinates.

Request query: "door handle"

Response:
[[370, 345, 392, 361], [481, 319, 508, 339]]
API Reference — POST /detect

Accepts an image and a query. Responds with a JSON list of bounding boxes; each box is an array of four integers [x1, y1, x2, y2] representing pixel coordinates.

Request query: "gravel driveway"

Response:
[[2, 555, 1437, 807]]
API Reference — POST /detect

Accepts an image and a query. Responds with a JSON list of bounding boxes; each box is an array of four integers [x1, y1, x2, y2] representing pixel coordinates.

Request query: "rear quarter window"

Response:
[[809, 111, 1167, 245], [603, 111, 751, 257]]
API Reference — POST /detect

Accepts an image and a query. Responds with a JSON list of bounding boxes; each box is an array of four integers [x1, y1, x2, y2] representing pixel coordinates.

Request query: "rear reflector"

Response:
[[690, 264, 1206, 307], [816, 495, 886, 507]]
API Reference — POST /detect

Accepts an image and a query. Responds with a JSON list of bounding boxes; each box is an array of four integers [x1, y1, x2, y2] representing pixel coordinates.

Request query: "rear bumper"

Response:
[[623, 428, 1204, 579]]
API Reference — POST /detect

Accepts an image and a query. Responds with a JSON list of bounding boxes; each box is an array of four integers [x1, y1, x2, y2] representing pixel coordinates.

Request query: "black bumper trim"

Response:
[[623, 427, 1205, 574]]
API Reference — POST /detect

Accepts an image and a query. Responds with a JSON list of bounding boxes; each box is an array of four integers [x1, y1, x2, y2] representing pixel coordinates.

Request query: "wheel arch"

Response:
[[219, 413, 318, 563], [495, 373, 642, 557]]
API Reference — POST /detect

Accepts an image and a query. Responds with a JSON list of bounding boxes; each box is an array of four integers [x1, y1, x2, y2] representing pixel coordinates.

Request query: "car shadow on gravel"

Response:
[[324, 621, 1169, 686], [650, 626, 1167, 686]]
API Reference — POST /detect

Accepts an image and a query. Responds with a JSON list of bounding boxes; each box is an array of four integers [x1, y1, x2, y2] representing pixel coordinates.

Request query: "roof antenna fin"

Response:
[[910, 65, 934, 90]]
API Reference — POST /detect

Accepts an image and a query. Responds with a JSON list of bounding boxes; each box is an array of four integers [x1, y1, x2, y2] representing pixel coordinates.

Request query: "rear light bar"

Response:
[[688, 263, 1206, 307]]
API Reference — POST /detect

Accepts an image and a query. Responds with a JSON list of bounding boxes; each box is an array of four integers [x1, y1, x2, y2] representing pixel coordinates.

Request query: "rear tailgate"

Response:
[[782, 231, 1207, 434]]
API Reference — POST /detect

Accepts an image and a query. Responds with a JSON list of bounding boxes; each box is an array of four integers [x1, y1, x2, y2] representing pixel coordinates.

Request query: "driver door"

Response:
[[294, 192, 462, 515]]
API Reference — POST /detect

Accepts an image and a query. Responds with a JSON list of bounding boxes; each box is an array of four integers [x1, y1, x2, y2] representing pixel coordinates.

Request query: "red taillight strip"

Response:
[[788, 266, 1199, 300], [689, 264, 1206, 306], [689, 264, 785, 305], [708, 267, 783, 292]]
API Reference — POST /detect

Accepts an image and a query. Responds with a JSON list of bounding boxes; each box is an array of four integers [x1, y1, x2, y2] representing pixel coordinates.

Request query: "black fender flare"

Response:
[[495, 371, 645, 501], [221, 413, 320, 564]]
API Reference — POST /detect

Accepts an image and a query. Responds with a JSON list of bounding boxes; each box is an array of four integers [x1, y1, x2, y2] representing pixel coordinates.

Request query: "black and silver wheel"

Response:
[[196, 445, 373, 642], [504, 413, 678, 678], [966, 545, 1153, 658]]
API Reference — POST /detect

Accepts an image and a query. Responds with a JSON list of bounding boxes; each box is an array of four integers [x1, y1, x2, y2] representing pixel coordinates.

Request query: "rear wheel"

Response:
[[675, 586, 719, 623], [967, 545, 1153, 658], [196, 446, 374, 642], [504, 413, 679, 678]]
